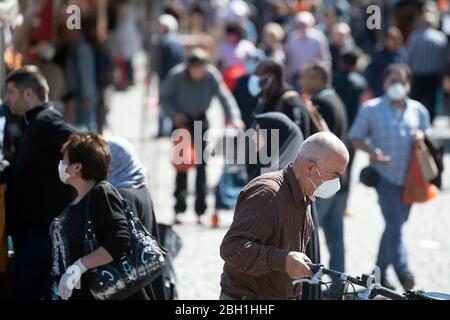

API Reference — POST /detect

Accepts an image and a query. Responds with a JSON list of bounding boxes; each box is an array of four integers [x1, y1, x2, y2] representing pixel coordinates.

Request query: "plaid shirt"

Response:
[[348, 96, 430, 186]]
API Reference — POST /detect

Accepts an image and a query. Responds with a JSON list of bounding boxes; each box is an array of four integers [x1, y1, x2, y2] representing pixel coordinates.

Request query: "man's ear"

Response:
[[304, 161, 315, 175], [23, 88, 34, 101]]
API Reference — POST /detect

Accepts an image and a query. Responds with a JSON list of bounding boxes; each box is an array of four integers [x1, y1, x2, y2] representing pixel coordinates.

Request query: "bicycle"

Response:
[[293, 263, 450, 300]]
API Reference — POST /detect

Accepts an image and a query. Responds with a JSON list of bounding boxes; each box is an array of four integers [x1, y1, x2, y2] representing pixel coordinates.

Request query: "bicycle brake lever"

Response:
[[292, 265, 324, 286], [357, 276, 376, 300]]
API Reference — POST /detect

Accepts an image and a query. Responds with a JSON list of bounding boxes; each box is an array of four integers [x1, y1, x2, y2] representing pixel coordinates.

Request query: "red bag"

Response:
[[170, 126, 197, 172], [222, 64, 246, 92], [403, 146, 439, 204]]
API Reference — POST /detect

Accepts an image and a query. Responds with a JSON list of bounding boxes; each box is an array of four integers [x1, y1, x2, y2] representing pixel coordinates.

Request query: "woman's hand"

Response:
[[58, 259, 87, 300], [370, 148, 391, 162], [410, 129, 425, 145], [58, 247, 113, 300]]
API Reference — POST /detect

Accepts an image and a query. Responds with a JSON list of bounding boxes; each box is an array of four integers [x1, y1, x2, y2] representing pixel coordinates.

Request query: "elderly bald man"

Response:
[[220, 132, 349, 300]]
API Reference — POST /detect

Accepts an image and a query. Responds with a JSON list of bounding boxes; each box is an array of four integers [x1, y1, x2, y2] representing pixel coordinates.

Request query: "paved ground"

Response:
[[107, 55, 450, 299]]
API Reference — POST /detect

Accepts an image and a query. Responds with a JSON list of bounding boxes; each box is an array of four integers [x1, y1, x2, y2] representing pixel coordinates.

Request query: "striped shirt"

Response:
[[406, 27, 448, 75], [348, 96, 430, 186], [220, 164, 313, 300]]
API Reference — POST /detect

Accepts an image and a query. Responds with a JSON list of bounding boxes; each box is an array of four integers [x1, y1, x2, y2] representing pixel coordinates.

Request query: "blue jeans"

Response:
[[76, 97, 98, 132], [375, 177, 412, 280], [316, 190, 348, 294]]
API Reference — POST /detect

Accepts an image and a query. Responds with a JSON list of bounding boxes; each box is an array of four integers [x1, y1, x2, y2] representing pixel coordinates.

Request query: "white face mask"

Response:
[[58, 161, 71, 184], [386, 82, 408, 101], [308, 167, 341, 199], [247, 74, 261, 97]]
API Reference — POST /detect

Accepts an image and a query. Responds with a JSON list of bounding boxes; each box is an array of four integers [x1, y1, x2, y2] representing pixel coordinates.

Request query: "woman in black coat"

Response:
[[50, 132, 130, 300]]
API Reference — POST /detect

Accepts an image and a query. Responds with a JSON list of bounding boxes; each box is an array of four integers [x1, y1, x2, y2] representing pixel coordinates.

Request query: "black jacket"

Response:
[[263, 84, 311, 138], [311, 88, 350, 189], [333, 70, 367, 127], [311, 88, 348, 139], [6, 104, 78, 233]]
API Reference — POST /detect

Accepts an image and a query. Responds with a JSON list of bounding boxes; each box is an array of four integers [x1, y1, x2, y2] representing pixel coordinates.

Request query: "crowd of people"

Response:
[[0, 0, 449, 301]]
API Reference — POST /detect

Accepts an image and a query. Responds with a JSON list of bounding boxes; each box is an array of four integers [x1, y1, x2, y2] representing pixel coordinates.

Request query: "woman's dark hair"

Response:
[[61, 132, 111, 182], [383, 63, 412, 83], [257, 58, 284, 84], [225, 22, 245, 40]]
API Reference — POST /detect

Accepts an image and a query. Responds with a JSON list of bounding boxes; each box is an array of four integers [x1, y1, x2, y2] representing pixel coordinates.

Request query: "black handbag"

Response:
[[83, 183, 166, 300], [359, 166, 380, 187]]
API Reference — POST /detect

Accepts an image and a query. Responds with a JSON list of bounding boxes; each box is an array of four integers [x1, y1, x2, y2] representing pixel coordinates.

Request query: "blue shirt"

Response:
[[407, 28, 448, 75], [348, 96, 430, 186]]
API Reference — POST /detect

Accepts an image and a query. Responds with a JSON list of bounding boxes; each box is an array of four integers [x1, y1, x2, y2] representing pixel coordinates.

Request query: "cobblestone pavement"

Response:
[[108, 57, 450, 299]]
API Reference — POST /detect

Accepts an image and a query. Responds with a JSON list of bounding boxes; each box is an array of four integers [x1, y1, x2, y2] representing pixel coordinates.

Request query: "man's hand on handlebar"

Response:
[[286, 252, 314, 279]]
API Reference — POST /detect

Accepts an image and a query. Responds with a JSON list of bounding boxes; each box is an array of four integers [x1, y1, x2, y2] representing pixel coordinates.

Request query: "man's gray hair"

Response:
[[296, 132, 349, 165]]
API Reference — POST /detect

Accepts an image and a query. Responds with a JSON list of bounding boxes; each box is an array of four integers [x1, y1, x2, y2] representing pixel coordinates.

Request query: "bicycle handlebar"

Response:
[[294, 263, 407, 300], [307, 263, 366, 287], [371, 285, 407, 300]]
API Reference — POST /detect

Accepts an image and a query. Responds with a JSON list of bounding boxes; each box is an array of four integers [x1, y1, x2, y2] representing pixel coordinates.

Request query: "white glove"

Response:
[[58, 259, 87, 300]]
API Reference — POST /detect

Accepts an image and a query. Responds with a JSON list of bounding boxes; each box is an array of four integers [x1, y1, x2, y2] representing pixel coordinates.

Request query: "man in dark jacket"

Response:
[[333, 50, 367, 129], [300, 61, 349, 298], [4, 66, 78, 300], [333, 50, 367, 201], [250, 59, 311, 138]]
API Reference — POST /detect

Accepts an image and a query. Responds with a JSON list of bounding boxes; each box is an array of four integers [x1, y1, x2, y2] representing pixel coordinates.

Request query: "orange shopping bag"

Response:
[[222, 64, 246, 92], [403, 146, 439, 204], [171, 126, 197, 173]]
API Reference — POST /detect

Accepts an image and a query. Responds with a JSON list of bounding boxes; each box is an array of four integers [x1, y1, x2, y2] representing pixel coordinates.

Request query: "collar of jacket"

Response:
[[285, 163, 309, 208], [24, 103, 52, 126]]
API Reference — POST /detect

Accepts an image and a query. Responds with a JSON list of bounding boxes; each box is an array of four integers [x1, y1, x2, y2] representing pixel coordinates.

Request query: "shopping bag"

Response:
[[403, 147, 439, 204], [416, 140, 439, 181], [222, 64, 246, 92], [170, 125, 197, 172]]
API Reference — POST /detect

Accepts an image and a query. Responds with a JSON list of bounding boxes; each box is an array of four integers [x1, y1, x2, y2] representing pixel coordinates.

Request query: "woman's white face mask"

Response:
[[386, 82, 408, 101], [58, 160, 71, 184], [308, 167, 341, 199]]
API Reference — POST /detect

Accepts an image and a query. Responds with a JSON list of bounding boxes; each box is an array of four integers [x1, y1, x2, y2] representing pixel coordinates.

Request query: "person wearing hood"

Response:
[[246, 112, 304, 182], [248, 58, 311, 138], [349, 63, 431, 292], [106, 136, 166, 300], [106, 136, 157, 243]]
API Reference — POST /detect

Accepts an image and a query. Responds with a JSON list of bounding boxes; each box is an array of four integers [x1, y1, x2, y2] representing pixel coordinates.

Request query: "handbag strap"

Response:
[[83, 181, 162, 254], [83, 183, 99, 242]]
